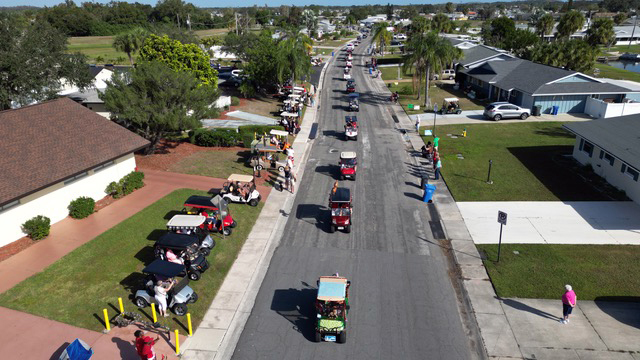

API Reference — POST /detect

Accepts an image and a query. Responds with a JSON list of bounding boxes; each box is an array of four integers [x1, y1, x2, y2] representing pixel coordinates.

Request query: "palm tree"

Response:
[[371, 22, 392, 57], [402, 32, 463, 108], [535, 13, 555, 39], [276, 28, 313, 85], [112, 27, 148, 66], [556, 10, 584, 39], [586, 18, 616, 50]]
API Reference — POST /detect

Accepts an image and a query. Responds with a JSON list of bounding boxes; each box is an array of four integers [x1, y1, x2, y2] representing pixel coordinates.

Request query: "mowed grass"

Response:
[[593, 63, 640, 82], [389, 82, 486, 115], [477, 244, 640, 300], [0, 188, 263, 332], [67, 36, 131, 64], [169, 149, 254, 178], [423, 122, 620, 201]]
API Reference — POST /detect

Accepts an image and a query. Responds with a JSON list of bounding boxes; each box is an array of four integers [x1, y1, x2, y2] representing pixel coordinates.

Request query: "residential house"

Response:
[[455, 44, 515, 69], [0, 98, 149, 247], [459, 58, 637, 114], [563, 115, 640, 204]]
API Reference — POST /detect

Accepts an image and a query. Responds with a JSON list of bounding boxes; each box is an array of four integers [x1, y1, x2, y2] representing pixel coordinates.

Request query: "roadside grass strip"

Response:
[[0, 188, 263, 332]]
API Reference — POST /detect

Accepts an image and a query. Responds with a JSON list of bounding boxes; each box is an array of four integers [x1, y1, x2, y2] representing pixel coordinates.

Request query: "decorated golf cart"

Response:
[[339, 152, 357, 180], [250, 143, 287, 172], [166, 214, 219, 251], [220, 174, 261, 206], [315, 275, 351, 343], [153, 233, 210, 280], [329, 187, 352, 233], [348, 92, 359, 112], [344, 116, 358, 141], [134, 259, 198, 316], [343, 67, 351, 80], [181, 194, 237, 229], [439, 97, 462, 115], [346, 79, 356, 93]]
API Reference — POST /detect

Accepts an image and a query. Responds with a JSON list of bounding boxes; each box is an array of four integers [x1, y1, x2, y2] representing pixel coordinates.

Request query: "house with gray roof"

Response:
[[459, 58, 639, 114], [457, 44, 515, 69], [563, 115, 640, 204]]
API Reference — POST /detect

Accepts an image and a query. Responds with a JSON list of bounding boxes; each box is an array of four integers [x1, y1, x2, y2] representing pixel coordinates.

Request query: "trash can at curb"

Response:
[[532, 105, 541, 116], [420, 176, 429, 189], [423, 184, 436, 203], [552, 105, 559, 115]]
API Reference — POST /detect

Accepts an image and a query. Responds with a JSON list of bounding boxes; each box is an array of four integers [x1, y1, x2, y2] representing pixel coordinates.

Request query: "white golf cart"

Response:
[[220, 174, 261, 207]]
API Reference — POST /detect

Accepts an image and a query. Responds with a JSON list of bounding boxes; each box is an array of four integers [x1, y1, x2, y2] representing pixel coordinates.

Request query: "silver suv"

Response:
[[433, 69, 456, 80], [483, 102, 530, 121]]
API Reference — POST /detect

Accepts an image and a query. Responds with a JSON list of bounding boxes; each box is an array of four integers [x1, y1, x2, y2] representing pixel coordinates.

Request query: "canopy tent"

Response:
[[280, 112, 299, 117]]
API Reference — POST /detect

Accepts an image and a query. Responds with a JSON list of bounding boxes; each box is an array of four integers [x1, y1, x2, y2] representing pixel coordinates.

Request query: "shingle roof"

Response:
[[0, 98, 149, 205], [460, 45, 510, 66], [563, 115, 640, 170]]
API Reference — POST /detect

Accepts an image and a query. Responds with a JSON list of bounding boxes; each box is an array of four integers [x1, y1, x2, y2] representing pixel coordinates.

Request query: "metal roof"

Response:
[[563, 115, 640, 170]]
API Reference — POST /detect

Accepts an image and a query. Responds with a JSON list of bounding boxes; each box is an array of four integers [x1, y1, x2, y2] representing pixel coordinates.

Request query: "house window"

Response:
[[0, 200, 19, 213], [93, 161, 115, 173], [579, 139, 593, 157], [63, 171, 89, 186], [621, 164, 639, 181], [602, 152, 615, 166]]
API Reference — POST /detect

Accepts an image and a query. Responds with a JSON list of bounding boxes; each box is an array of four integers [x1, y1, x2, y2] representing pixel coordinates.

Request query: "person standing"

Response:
[[134, 330, 160, 360], [434, 136, 440, 151], [415, 116, 421, 133], [561, 284, 577, 324], [434, 156, 442, 180], [154, 280, 174, 318]]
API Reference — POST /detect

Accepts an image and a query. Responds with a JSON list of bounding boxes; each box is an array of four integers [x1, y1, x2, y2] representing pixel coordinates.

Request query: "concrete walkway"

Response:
[[369, 63, 640, 360], [409, 111, 592, 125], [458, 201, 640, 245], [224, 111, 278, 124]]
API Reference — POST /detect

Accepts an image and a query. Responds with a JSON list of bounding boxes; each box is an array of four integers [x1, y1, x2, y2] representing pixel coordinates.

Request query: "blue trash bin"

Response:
[[369, 67, 373, 75], [552, 105, 559, 115], [423, 184, 436, 203]]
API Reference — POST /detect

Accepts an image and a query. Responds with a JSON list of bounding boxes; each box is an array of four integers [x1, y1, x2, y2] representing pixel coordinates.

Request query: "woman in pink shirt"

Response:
[[561, 284, 577, 324]]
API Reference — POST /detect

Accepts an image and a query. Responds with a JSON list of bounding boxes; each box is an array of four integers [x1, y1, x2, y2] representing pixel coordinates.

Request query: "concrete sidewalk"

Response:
[[180, 62, 330, 360], [409, 111, 591, 125]]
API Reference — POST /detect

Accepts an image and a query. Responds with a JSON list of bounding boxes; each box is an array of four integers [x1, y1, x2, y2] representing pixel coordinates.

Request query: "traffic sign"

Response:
[[497, 211, 507, 225]]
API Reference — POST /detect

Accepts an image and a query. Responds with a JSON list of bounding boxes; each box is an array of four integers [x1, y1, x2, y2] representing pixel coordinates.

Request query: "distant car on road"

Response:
[[483, 102, 530, 121]]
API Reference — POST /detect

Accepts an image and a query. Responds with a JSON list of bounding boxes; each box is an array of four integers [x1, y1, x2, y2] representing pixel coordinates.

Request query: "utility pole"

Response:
[[187, 14, 192, 32], [629, 15, 638, 50], [235, 13, 239, 35], [177, 13, 180, 29]]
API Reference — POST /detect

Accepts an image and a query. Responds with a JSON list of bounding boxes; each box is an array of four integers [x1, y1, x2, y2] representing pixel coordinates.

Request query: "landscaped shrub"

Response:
[[398, 85, 414, 95], [231, 96, 240, 106], [105, 171, 145, 199], [68, 197, 95, 219], [22, 215, 51, 240], [237, 125, 285, 148], [190, 128, 241, 147]]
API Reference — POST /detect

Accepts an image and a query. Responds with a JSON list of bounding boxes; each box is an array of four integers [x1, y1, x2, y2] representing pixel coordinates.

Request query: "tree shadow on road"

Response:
[[271, 288, 317, 342]]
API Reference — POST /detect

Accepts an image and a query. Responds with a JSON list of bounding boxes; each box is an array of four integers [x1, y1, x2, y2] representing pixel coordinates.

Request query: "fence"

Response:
[[584, 97, 640, 118]]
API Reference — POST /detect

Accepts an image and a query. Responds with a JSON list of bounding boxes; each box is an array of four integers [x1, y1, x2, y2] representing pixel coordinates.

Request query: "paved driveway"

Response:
[[457, 201, 640, 244]]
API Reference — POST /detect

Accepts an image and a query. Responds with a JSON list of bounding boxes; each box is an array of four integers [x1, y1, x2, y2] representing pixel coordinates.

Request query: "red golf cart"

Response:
[[339, 152, 357, 180], [329, 187, 352, 233], [180, 195, 237, 235]]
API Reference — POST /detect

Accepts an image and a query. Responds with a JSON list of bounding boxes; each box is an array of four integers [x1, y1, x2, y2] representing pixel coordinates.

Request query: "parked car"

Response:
[[483, 102, 530, 121], [432, 69, 456, 80], [394, 33, 407, 40]]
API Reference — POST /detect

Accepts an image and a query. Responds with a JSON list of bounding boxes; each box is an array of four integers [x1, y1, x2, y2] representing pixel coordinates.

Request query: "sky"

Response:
[[5, 0, 504, 8]]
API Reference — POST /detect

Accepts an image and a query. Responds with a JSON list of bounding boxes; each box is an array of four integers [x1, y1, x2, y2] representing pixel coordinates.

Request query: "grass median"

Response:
[[477, 244, 640, 300], [0, 188, 263, 332]]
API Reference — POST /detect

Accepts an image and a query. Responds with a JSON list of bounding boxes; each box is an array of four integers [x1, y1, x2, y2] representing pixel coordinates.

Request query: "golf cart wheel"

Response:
[[230, 220, 238, 228], [315, 331, 322, 342], [189, 270, 201, 281], [135, 296, 148, 308], [173, 303, 188, 316], [278, 166, 285, 172], [345, 225, 351, 233], [249, 198, 259, 207], [189, 292, 199, 304], [341, 175, 345, 180], [338, 330, 347, 344], [493, 114, 502, 121], [329, 225, 336, 233], [256, 165, 263, 171], [520, 113, 529, 120], [352, 174, 356, 180], [354, 136, 357, 140], [456, 110, 462, 114], [200, 248, 211, 256], [223, 227, 232, 236]]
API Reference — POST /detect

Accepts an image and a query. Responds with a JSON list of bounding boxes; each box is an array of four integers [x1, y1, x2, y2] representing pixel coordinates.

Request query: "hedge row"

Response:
[[106, 171, 145, 199]]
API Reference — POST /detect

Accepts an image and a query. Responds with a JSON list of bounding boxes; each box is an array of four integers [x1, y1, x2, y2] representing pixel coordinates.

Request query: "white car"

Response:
[[432, 69, 456, 80], [394, 34, 407, 40]]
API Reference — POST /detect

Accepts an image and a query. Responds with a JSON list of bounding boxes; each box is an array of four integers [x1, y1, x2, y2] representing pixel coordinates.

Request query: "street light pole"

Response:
[[433, 104, 438, 136], [486, 159, 493, 184], [629, 15, 638, 51]]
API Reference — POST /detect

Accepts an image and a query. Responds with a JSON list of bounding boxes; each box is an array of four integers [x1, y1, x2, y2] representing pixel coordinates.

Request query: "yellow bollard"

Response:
[[175, 329, 180, 355], [463, 128, 467, 137], [151, 303, 157, 323], [118, 297, 124, 313], [187, 313, 193, 336], [103, 308, 110, 332]]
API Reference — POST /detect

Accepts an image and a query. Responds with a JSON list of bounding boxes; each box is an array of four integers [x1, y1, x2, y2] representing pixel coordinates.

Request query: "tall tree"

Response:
[[139, 34, 218, 87], [301, 9, 318, 38], [613, 13, 628, 26], [410, 16, 429, 35], [556, 10, 585, 39], [0, 15, 91, 110], [432, 13, 453, 33], [534, 13, 555, 39], [112, 27, 148, 66], [371, 22, 392, 57], [101, 61, 218, 154], [522, 39, 597, 73], [445, 2, 455, 14], [276, 28, 312, 85], [586, 18, 616, 49], [402, 32, 462, 107], [481, 16, 516, 48], [385, 3, 394, 20]]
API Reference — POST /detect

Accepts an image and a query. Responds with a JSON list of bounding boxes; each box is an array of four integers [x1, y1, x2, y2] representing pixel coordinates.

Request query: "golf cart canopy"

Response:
[[317, 276, 348, 302], [443, 97, 459, 103], [270, 129, 289, 137], [280, 112, 299, 117], [228, 174, 255, 183], [288, 94, 301, 99], [167, 215, 206, 228], [348, 93, 359, 98], [330, 187, 351, 203], [340, 151, 356, 159], [183, 196, 218, 209], [253, 143, 281, 153], [283, 99, 299, 104], [157, 232, 200, 248], [293, 86, 305, 92], [143, 259, 186, 277]]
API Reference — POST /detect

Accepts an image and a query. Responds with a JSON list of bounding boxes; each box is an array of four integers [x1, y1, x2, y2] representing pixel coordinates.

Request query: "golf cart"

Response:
[[344, 116, 358, 141], [154, 233, 210, 280], [439, 97, 462, 115], [315, 275, 351, 343], [220, 174, 261, 206], [134, 259, 198, 316], [250, 143, 286, 172], [329, 187, 352, 233], [166, 214, 219, 251], [346, 60, 352, 68], [346, 79, 356, 93], [348, 93, 359, 112], [343, 67, 351, 80], [347, 53, 353, 61], [181, 194, 237, 229], [339, 152, 357, 180]]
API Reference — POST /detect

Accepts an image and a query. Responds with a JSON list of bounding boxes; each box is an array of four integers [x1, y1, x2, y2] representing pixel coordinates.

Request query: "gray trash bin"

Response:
[[532, 105, 541, 116]]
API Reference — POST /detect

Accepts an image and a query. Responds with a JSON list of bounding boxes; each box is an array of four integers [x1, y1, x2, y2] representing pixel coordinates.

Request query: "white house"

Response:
[[563, 115, 640, 204], [0, 98, 149, 248], [58, 65, 115, 96]]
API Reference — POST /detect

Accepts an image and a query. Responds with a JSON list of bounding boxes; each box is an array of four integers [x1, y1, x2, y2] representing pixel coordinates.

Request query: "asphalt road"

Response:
[[233, 39, 482, 360]]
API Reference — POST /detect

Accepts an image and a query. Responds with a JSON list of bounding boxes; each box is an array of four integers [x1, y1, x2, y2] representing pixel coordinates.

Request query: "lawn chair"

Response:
[[59, 339, 93, 360]]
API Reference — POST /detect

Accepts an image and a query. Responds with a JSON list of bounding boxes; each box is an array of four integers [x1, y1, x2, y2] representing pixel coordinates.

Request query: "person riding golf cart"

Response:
[[339, 152, 357, 180], [154, 233, 210, 280], [166, 214, 219, 252], [344, 116, 358, 141], [346, 60, 352, 68], [439, 97, 462, 115], [348, 93, 359, 112], [329, 187, 353, 233], [347, 53, 353, 61], [343, 67, 351, 80], [220, 174, 261, 206], [315, 275, 351, 343], [346, 79, 356, 93], [134, 259, 198, 316], [181, 194, 238, 229], [250, 143, 287, 172]]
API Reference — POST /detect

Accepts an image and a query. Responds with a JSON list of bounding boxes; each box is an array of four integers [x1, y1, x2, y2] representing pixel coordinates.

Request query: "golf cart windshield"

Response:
[[143, 259, 186, 278], [341, 158, 357, 166], [331, 207, 351, 216]]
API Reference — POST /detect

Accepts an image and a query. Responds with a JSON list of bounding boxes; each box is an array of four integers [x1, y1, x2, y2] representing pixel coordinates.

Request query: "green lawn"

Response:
[[67, 36, 131, 64], [170, 149, 254, 178], [388, 82, 485, 115], [380, 65, 412, 81], [477, 244, 640, 300], [0, 188, 263, 332], [317, 39, 351, 48], [423, 122, 627, 201], [592, 63, 640, 82]]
